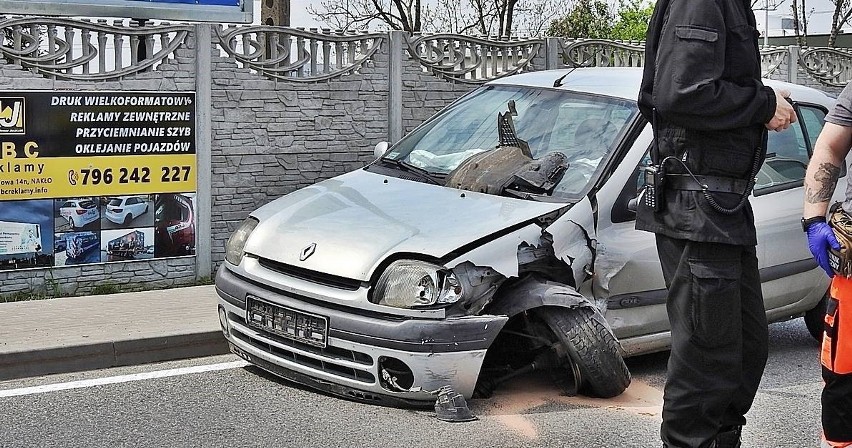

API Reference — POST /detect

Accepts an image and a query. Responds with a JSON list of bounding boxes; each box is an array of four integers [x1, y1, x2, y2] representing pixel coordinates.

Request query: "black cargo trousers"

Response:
[[656, 234, 769, 448]]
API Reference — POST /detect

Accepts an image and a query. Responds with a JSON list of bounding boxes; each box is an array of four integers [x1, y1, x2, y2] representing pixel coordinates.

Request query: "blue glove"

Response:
[[807, 221, 841, 277]]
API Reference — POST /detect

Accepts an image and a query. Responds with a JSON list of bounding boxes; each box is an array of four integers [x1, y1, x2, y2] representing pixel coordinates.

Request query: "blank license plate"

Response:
[[245, 296, 328, 348]]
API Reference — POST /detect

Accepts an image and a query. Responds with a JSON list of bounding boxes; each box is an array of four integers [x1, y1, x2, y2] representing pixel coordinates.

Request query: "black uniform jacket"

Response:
[[637, 0, 777, 246]]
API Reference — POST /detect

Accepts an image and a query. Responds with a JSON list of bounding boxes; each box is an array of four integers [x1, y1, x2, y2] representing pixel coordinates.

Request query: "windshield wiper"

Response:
[[381, 157, 443, 185]]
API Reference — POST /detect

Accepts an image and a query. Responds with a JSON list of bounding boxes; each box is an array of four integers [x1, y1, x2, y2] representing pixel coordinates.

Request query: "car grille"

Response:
[[256, 257, 363, 291], [229, 313, 376, 384]]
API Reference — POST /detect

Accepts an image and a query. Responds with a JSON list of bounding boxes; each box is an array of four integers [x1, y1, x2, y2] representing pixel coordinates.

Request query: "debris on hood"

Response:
[[444, 146, 568, 197]]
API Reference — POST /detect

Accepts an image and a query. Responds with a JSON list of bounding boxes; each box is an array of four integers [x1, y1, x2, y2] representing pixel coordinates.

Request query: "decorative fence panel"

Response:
[[406, 34, 542, 83], [216, 25, 385, 82], [0, 16, 191, 80]]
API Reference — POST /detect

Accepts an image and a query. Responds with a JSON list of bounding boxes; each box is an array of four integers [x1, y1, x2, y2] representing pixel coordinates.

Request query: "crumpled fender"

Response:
[[483, 275, 596, 318]]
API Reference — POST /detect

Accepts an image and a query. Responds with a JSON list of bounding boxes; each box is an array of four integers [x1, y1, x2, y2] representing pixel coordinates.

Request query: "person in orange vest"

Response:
[[803, 82, 852, 448]]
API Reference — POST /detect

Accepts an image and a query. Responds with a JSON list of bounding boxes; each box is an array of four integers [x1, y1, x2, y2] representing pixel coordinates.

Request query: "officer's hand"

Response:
[[766, 88, 797, 131], [807, 221, 841, 277]]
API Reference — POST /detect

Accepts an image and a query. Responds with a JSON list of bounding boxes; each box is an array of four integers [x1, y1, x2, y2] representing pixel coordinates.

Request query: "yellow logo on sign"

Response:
[[0, 98, 25, 135]]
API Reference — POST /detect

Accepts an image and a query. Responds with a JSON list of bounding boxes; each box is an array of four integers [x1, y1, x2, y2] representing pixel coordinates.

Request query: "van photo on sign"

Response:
[[101, 227, 154, 261], [55, 231, 100, 266]]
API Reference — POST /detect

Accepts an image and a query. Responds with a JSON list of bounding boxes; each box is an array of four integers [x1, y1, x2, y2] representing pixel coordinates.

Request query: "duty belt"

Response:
[[666, 174, 750, 195]]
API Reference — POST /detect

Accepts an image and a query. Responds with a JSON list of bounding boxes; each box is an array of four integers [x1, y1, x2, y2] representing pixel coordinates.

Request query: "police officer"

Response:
[[802, 82, 852, 448], [638, 1, 797, 447]]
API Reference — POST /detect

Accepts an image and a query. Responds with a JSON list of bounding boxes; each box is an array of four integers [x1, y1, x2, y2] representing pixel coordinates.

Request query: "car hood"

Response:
[[245, 169, 566, 281]]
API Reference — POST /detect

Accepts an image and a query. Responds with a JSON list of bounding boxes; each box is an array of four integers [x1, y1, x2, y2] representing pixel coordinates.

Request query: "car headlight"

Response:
[[373, 260, 463, 309], [225, 217, 259, 266]]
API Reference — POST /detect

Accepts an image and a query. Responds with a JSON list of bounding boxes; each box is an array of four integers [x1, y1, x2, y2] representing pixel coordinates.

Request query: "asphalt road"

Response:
[[0, 319, 825, 448]]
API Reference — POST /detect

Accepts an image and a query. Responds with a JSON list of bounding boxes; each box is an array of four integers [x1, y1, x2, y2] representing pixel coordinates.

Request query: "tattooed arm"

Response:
[[804, 122, 852, 218]]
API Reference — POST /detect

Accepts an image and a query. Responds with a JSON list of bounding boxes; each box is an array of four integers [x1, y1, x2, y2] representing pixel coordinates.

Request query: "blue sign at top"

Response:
[[129, 0, 240, 5], [0, 0, 253, 23]]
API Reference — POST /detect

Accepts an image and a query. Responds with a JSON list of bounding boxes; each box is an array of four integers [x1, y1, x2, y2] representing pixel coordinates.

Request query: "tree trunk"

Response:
[[414, 0, 421, 32], [504, 0, 517, 37], [830, 2, 841, 48]]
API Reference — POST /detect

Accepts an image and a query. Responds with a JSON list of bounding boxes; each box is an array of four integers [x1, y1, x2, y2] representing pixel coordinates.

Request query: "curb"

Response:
[[0, 331, 228, 381]]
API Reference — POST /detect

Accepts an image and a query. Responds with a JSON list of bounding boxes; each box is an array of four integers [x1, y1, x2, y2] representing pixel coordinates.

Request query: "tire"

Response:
[[804, 292, 828, 342], [534, 306, 631, 398], [123, 214, 132, 226]]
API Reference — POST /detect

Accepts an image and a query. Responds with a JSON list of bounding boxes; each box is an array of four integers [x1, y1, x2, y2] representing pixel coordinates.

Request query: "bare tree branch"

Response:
[[307, 0, 567, 37]]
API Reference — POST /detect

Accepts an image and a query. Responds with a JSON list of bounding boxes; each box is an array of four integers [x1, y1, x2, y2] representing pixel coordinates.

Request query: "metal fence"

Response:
[[3, 16, 851, 90]]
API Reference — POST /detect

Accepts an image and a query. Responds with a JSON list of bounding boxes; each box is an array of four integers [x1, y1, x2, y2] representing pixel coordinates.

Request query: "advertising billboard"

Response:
[[0, 221, 43, 256], [0, 0, 253, 23], [0, 91, 197, 271]]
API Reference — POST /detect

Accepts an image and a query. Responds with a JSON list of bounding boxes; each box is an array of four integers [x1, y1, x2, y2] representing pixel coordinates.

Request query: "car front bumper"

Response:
[[215, 265, 508, 407]]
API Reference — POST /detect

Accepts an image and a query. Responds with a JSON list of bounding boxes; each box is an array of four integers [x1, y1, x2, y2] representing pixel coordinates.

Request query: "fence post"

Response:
[[388, 30, 403, 144], [545, 37, 560, 70], [788, 45, 799, 85], [195, 23, 213, 280]]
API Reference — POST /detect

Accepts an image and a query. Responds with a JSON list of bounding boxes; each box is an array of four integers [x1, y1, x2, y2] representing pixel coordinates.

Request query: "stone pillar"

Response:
[[546, 37, 561, 70], [195, 24, 213, 280], [261, 0, 290, 26], [388, 30, 404, 144], [788, 45, 799, 85]]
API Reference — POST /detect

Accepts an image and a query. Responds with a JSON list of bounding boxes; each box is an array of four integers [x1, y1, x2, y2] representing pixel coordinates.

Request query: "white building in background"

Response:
[[754, 0, 848, 37]]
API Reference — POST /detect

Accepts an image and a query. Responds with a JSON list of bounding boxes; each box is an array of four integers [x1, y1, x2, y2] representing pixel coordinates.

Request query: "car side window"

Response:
[[613, 104, 830, 223], [610, 148, 651, 223], [800, 105, 827, 152], [754, 104, 830, 195]]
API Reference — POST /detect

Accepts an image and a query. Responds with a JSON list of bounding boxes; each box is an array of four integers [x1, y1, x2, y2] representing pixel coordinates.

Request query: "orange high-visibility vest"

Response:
[[826, 276, 852, 374]]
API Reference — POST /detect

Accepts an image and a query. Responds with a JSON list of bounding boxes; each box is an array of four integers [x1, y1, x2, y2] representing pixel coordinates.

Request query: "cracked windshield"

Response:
[[385, 85, 638, 199]]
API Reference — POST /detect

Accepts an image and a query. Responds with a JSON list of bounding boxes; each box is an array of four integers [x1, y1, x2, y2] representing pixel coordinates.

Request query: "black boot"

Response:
[[714, 426, 742, 448]]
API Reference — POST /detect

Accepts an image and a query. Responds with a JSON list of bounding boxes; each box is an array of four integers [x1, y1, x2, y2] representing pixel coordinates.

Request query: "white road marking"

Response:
[[0, 360, 250, 398]]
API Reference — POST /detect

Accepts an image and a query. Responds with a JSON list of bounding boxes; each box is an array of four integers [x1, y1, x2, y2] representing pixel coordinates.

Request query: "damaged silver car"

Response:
[[215, 67, 837, 407]]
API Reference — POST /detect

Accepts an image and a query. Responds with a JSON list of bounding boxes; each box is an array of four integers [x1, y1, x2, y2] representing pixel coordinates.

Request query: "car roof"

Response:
[[486, 67, 834, 105]]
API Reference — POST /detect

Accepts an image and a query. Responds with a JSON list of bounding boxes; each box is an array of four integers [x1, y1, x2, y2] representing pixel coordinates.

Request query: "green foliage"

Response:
[[547, 0, 613, 38], [0, 291, 52, 303], [91, 282, 121, 296], [193, 276, 214, 286], [44, 269, 61, 298], [610, 0, 655, 41], [0, 271, 63, 302], [0, 276, 215, 302], [547, 0, 654, 41]]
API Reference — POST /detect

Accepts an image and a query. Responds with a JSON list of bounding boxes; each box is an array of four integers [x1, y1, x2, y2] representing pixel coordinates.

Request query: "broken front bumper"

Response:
[[215, 266, 508, 407]]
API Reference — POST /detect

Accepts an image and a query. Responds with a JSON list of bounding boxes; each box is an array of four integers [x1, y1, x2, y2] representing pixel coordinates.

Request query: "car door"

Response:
[[753, 103, 838, 318], [590, 125, 669, 350], [597, 102, 837, 352], [125, 197, 141, 218]]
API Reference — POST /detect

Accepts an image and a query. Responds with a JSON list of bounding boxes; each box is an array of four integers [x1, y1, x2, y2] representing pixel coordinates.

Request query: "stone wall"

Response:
[[208, 39, 390, 265]]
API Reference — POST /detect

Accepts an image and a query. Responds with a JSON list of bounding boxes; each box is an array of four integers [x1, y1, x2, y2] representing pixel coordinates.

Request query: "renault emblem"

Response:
[[299, 243, 317, 261]]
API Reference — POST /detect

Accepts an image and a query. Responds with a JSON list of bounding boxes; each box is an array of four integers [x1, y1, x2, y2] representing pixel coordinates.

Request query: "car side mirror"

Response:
[[374, 141, 389, 159]]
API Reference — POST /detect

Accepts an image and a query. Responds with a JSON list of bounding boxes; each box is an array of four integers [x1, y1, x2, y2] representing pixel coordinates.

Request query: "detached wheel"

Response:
[[534, 306, 631, 398], [804, 292, 828, 342]]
